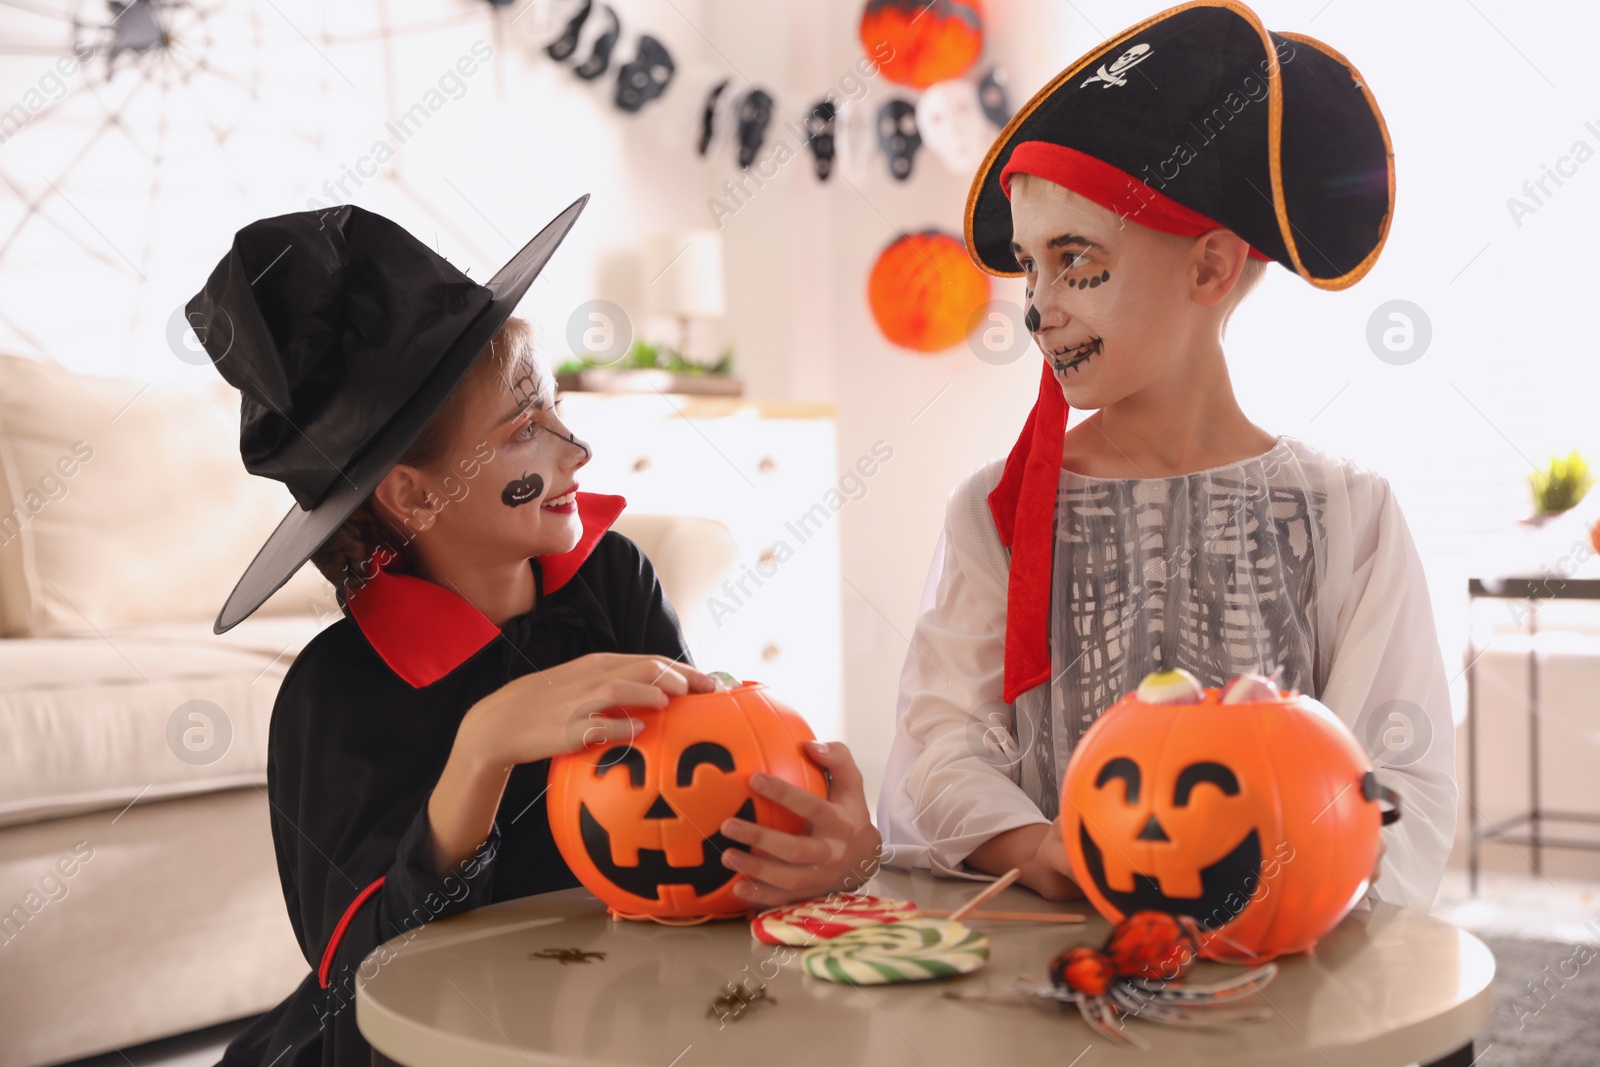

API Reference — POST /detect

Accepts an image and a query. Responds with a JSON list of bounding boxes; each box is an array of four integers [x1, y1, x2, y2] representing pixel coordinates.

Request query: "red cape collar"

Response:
[[344, 492, 626, 689]]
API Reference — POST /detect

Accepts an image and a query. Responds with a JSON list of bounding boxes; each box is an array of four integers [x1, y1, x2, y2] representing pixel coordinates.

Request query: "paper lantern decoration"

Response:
[[547, 680, 827, 921], [1059, 669, 1401, 964], [859, 0, 985, 90], [868, 230, 991, 353]]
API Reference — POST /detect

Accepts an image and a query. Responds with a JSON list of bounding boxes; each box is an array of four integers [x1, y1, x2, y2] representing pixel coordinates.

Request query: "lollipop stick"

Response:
[[920, 909, 1085, 923], [947, 867, 1021, 922]]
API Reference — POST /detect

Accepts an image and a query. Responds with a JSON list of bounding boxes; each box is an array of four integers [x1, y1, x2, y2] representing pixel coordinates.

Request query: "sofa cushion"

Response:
[[0, 353, 332, 637], [0, 615, 328, 829]]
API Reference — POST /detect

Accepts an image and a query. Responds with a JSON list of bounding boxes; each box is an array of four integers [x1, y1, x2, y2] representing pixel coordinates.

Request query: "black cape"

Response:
[[218, 530, 692, 1067]]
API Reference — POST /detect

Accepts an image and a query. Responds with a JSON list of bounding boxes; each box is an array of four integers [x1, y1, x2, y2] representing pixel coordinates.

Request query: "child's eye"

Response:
[[515, 418, 537, 442], [1065, 251, 1090, 270]]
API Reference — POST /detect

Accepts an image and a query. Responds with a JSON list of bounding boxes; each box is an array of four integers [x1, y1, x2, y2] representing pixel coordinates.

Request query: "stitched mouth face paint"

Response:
[[1011, 174, 1193, 390]]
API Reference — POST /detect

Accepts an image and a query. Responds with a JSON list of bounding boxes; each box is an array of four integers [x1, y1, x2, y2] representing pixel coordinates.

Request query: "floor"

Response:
[[57, 869, 1600, 1067]]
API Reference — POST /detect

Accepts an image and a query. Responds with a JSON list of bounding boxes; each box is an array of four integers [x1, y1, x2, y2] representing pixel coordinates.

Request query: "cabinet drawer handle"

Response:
[[761, 642, 781, 662], [632, 456, 652, 473], [758, 547, 779, 569], [757, 456, 778, 474]]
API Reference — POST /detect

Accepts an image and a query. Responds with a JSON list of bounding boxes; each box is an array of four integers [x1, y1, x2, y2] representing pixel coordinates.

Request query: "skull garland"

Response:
[[736, 88, 774, 169], [977, 65, 1013, 125], [876, 99, 921, 181], [571, 4, 620, 80], [544, 0, 591, 62], [615, 34, 675, 112], [802, 99, 838, 181], [698, 78, 731, 155]]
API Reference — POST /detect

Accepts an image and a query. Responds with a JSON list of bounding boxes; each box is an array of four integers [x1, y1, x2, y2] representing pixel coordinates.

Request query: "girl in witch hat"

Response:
[[189, 198, 881, 1067], [877, 1, 1455, 913]]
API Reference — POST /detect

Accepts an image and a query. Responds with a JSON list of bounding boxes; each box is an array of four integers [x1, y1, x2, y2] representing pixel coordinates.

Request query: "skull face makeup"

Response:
[[1010, 174, 1201, 407], [877, 99, 921, 181], [615, 34, 674, 112]]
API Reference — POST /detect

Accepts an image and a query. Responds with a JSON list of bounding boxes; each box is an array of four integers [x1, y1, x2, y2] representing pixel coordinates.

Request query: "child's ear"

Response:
[[1192, 230, 1253, 307]]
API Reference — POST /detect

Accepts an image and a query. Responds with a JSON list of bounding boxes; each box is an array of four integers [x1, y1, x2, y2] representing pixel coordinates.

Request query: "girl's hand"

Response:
[[716, 740, 883, 908], [428, 653, 715, 877], [1026, 813, 1087, 901], [457, 652, 717, 772]]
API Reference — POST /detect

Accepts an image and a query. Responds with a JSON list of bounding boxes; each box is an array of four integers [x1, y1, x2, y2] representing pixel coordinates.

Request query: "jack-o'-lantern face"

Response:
[[578, 741, 755, 901], [1060, 677, 1392, 963], [548, 682, 828, 920], [1074, 753, 1261, 931]]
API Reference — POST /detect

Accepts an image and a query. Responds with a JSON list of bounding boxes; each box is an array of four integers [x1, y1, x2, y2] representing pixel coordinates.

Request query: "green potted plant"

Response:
[[1524, 450, 1594, 524], [556, 340, 739, 396]]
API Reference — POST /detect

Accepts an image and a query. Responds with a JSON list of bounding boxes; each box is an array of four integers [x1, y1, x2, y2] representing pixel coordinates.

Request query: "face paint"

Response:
[[1010, 176, 1194, 388], [502, 471, 545, 508]]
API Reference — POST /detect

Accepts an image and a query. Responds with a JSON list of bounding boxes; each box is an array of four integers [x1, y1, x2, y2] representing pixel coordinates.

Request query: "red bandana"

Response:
[[987, 143, 1263, 703]]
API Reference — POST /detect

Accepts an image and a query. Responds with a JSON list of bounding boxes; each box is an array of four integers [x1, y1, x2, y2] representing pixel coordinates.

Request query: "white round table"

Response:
[[356, 867, 1494, 1067]]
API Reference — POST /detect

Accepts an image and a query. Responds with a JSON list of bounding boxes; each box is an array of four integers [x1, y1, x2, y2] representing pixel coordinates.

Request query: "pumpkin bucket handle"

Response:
[[1360, 771, 1402, 826]]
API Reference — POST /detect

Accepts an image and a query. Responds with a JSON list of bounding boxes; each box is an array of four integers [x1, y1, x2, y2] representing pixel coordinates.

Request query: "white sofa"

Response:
[[0, 353, 739, 1067]]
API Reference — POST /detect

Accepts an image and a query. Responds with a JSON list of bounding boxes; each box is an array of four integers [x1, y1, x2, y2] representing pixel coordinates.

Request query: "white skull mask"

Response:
[[916, 79, 993, 174]]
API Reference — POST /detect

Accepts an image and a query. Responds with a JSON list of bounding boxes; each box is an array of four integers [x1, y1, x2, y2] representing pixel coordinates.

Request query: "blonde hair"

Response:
[[310, 316, 538, 595]]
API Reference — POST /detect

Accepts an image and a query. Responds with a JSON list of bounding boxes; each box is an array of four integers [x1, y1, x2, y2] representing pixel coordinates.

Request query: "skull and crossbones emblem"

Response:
[[1081, 43, 1153, 88]]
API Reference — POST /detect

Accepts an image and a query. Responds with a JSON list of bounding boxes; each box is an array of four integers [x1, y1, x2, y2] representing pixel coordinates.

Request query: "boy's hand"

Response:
[[1027, 813, 1087, 901], [716, 740, 883, 907]]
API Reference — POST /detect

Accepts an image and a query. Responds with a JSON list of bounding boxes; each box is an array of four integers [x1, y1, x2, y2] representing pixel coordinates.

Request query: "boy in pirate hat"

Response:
[[877, 1, 1456, 913], [189, 199, 881, 1067]]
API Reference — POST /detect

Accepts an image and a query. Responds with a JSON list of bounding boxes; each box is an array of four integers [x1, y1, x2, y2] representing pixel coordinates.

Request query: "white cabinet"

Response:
[[556, 393, 844, 740]]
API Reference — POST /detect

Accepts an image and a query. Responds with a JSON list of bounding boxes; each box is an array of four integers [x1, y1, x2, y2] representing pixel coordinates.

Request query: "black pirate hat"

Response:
[[965, 0, 1393, 290], [186, 196, 589, 634]]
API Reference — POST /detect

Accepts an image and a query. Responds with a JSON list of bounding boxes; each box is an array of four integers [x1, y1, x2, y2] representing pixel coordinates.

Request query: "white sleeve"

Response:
[[875, 478, 1051, 881], [1318, 470, 1458, 913]]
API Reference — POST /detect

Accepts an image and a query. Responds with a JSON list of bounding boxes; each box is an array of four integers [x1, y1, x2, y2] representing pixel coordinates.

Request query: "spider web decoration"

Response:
[[0, 0, 513, 370]]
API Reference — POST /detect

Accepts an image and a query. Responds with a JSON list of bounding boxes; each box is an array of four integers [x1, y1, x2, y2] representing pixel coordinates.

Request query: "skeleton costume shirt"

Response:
[[218, 495, 695, 1067], [876, 436, 1458, 914]]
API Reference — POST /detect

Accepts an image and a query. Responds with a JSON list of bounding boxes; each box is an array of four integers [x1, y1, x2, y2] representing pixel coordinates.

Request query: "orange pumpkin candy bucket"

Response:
[[1059, 669, 1401, 964], [547, 680, 828, 921]]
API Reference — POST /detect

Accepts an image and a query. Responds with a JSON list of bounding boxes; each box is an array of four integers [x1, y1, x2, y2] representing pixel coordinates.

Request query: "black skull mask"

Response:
[[614, 35, 675, 112], [877, 99, 921, 181], [736, 88, 774, 169], [803, 99, 836, 181]]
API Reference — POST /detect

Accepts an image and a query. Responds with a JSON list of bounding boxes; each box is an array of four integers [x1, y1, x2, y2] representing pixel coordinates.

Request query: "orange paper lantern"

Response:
[[1060, 680, 1396, 964], [859, 0, 985, 90], [547, 681, 827, 921], [868, 230, 991, 353]]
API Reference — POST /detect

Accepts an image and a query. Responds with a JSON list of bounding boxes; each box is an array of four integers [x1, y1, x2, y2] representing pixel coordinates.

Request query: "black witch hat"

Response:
[[185, 196, 590, 634]]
